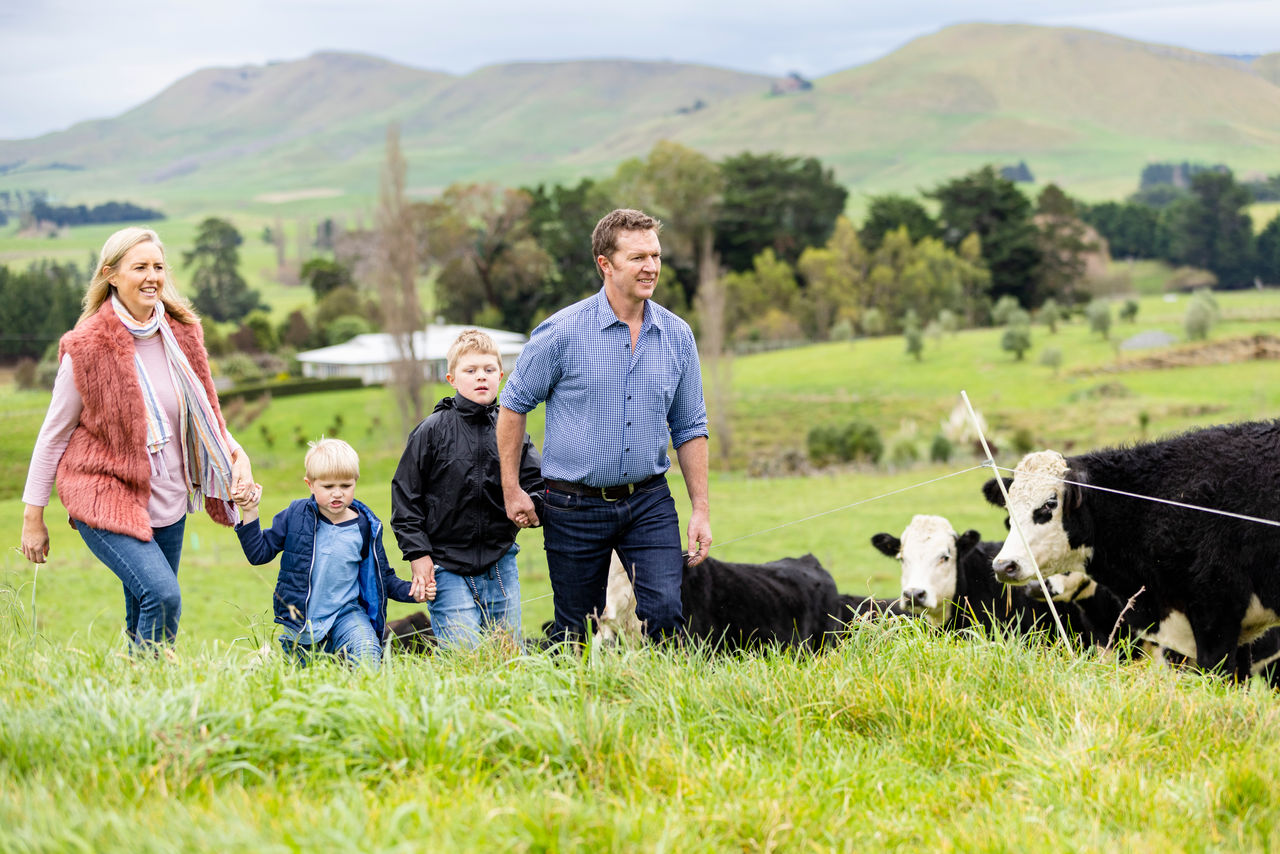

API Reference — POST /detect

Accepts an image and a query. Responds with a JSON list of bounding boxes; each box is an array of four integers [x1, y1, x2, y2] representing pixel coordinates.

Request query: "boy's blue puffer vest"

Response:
[[236, 497, 411, 638]]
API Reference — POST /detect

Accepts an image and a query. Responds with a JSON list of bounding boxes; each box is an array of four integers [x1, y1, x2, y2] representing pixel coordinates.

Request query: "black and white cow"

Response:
[[594, 551, 844, 652], [871, 514, 1067, 637], [982, 421, 1280, 678]]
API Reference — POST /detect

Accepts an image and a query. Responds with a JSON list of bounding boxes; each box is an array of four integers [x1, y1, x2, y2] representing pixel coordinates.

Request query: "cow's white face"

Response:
[[992, 451, 1092, 585], [896, 515, 960, 627], [593, 551, 645, 646]]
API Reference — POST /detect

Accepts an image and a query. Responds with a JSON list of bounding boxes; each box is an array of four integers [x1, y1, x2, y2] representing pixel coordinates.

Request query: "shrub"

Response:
[[992, 295, 1021, 325], [324, 314, 373, 345], [1184, 294, 1217, 341], [1011, 427, 1036, 456], [861, 308, 885, 337], [829, 318, 854, 341], [1165, 266, 1218, 292], [806, 424, 841, 465], [218, 352, 263, 384], [1039, 347, 1063, 374], [839, 420, 883, 464], [1038, 298, 1062, 333], [929, 434, 953, 464], [890, 439, 920, 467], [13, 357, 37, 390], [1119, 299, 1139, 322], [1085, 300, 1112, 339]]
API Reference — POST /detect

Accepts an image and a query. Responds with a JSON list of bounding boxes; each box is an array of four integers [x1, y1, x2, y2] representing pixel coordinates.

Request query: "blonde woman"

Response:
[[20, 227, 253, 649]]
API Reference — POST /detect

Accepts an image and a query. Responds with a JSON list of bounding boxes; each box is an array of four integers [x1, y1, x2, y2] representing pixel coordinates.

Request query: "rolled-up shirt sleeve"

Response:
[[499, 323, 563, 414], [668, 331, 709, 449], [22, 354, 82, 507]]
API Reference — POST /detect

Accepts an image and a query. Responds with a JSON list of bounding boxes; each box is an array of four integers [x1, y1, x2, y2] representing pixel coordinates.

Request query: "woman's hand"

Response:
[[230, 447, 255, 500], [20, 505, 50, 564]]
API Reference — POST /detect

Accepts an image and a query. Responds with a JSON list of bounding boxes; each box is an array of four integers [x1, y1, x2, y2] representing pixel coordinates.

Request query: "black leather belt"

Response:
[[545, 473, 662, 502]]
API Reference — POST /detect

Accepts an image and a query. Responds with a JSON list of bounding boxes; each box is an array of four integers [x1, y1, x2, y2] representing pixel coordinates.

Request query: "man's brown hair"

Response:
[[591, 209, 662, 280]]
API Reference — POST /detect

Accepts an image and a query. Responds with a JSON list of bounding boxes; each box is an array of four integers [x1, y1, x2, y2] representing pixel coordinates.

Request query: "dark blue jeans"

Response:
[[76, 518, 185, 648], [541, 475, 684, 641]]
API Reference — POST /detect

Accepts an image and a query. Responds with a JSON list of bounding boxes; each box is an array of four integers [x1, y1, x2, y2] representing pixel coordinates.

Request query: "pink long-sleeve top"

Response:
[[23, 334, 240, 529]]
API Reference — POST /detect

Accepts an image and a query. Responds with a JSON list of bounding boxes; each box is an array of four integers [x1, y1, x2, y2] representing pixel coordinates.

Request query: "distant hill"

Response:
[[1255, 53, 1280, 86], [3, 24, 1279, 215]]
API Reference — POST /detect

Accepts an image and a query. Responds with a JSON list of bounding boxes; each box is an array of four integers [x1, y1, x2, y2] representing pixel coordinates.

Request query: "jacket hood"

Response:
[[434, 393, 497, 422]]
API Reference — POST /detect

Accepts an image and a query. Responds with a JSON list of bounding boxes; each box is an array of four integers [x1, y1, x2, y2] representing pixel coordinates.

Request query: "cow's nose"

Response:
[[903, 588, 928, 607], [993, 558, 1020, 581]]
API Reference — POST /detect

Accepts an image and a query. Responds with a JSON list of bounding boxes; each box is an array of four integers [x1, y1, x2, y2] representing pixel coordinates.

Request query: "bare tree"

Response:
[[375, 124, 426, 430], [694, 231, 731, 467]]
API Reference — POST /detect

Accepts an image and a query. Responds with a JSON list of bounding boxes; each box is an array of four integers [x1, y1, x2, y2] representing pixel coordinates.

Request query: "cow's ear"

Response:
[[871, 533, 901, 557], [982, 477, 1013, 507], [1063, 468, 1087, 513], [956, 529, 981, 552]]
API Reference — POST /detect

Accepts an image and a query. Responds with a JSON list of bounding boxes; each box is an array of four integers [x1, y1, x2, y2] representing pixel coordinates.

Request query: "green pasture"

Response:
[[3, 287, 1280, 850]]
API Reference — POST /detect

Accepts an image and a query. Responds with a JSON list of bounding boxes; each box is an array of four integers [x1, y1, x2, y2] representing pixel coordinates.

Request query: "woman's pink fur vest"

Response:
[[56, 302, 235, 540]]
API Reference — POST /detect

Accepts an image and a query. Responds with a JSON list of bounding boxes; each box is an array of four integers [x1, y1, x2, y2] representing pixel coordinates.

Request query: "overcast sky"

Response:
[[2, 0, 1277, 140]]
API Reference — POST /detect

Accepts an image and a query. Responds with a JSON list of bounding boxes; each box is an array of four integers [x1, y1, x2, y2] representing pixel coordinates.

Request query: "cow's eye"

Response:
[[1032, 495, 1059, 524], [937, 553, 950, 564]]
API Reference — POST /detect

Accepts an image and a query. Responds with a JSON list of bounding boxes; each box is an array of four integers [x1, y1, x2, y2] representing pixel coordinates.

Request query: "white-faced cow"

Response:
[[594, 551, 844, 652], [871, 514, 1066, 637], [982, 421, 1280, 679]]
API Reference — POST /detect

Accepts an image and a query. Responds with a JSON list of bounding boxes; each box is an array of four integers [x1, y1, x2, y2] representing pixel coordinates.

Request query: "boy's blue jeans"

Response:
[[541, 475, 685, 642], [280, 603, 382, 669], [429, 544, 521, 649], [76, 518, 185, 648]]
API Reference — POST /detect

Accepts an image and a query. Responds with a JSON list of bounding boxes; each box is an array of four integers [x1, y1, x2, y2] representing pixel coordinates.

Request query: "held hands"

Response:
[[505, 488, 539, 529], [232, 482, 263, 524], [410, 555, 438, 603]]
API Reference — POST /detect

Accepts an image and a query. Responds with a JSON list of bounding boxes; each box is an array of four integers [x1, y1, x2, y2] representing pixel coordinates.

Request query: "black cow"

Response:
[[982, 420, 1280, 678], [384, 611, 437, 653], [593, 551, 844, 652], [871, 514, 1070, 638]]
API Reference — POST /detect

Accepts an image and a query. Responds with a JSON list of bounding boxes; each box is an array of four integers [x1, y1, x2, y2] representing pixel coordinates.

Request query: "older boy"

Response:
[[236, 438, 423, 668], [391, 329, 544, 648]]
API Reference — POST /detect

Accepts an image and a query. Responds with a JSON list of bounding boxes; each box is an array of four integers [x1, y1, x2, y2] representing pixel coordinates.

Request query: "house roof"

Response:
[[296, 325, 527, 366]]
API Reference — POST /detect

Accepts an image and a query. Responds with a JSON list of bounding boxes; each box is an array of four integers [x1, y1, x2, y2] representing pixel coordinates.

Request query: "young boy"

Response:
[[236, 438, 426, 668], [391, 329, 544, 649]]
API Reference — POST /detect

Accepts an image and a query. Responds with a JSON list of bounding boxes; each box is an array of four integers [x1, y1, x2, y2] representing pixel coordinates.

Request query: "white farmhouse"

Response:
[[296, 324, 527, 385]]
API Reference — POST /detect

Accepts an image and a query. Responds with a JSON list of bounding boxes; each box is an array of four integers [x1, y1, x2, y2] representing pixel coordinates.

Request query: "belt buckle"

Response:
[[601, 482, 635, 502]]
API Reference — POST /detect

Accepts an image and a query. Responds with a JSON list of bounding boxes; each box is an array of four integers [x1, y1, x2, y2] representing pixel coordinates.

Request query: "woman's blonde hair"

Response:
[[80, 227, 197, 325]]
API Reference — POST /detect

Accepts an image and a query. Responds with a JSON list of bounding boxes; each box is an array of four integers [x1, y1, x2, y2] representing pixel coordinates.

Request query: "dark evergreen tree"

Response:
[[928, 165, 1042, 306], [860, 194, 938, 251], [714, 152, 847, 272], [183, 217, 264, 322], [1165, 171, 1255, 289]]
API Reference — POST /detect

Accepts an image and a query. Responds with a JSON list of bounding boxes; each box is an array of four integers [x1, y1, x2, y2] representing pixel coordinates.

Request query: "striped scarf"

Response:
[[111, 294, 237, 515]]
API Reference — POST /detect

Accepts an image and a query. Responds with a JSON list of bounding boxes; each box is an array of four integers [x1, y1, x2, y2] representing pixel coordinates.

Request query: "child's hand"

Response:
[[410, 556, 437, 603], [234, 483, 262, 509]]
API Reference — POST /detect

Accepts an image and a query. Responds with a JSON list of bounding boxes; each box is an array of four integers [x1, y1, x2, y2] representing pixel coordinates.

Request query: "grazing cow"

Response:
[[385, 611, 437, 654], [982, 421, 1280, 678], [871, 514, 1067, 637], [594, 551, 844, 652]]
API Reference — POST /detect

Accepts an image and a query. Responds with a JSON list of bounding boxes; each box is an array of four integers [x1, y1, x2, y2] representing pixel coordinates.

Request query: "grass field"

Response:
[[3, 287, 1280, 850]]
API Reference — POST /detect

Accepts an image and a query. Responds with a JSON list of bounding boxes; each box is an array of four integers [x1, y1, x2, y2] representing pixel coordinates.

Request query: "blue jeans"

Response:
[[76, 518, 185, 648], [429, 544, 521, 649], [541, 476, 684, 641], [280, 603, 383, 669]]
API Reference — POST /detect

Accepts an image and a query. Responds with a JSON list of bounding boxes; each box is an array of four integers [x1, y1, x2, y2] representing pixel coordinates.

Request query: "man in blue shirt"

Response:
[[497, 208, 711, 642]]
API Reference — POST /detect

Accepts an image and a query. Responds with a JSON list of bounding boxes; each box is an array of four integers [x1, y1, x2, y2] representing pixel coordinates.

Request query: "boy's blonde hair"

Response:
[[304, 438, 360, 481], [446, 328, 502, 375]]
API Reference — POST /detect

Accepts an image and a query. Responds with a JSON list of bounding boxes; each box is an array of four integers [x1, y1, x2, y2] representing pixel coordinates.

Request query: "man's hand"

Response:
[[410, 556, 438, 602], [505, 488, 539, 529], [685, 507, 711, 566]]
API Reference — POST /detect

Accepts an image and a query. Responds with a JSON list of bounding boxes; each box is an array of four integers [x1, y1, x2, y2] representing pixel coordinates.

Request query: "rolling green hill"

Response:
[[2, 24, 1279, 216]]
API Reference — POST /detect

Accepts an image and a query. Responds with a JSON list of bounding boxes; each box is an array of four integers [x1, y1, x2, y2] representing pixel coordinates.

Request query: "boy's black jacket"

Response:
[[390, 394, 544, 575]]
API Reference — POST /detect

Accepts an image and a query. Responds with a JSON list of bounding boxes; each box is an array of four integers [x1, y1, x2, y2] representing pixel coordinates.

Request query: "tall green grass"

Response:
[[4, 603, 1280, 851]]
